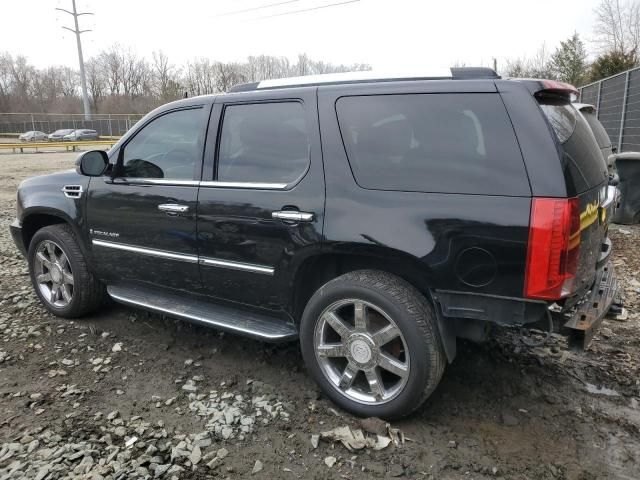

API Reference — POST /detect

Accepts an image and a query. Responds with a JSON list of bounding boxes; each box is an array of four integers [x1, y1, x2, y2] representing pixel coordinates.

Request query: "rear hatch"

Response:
[[536, 93, 611, 302]]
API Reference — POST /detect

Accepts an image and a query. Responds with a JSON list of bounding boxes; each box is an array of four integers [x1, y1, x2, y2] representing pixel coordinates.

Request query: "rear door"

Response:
[[537, 97, 611, 293], [196, 88, 324, 313]]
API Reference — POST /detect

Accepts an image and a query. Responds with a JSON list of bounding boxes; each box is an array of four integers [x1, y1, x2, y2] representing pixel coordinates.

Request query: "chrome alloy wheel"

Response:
[[314, 299, 410, 405], [34, 240, 74, 308]]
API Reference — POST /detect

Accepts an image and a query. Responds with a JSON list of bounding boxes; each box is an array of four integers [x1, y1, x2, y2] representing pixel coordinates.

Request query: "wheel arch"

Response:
[[290, 248, 435, 319], [20, 208, 92, 264]]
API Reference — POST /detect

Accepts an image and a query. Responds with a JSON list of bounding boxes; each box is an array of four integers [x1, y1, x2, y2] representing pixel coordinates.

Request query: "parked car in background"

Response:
[[18, 131, 48, 142], [62, 129, 99, 141], [574, 103, 617, 176], [48, 129, 75, 142]]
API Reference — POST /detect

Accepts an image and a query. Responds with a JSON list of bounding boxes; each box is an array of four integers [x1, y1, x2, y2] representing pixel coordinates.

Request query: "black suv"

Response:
[[10, 68, 620, 419]]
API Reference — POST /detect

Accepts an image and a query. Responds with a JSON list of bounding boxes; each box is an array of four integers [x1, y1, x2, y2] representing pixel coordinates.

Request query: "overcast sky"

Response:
[[2, 0, 602, 72]]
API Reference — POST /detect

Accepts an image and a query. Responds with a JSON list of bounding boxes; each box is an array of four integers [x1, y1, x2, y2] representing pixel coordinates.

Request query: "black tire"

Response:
[[300, 270, 445, 419], [28, 224, 106, 318]]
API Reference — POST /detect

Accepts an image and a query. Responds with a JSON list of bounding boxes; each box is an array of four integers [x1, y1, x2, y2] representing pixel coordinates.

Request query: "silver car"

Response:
[[62, 129, 99, 141], [48, 129, 75, 142], [18, 131, 48, 142]]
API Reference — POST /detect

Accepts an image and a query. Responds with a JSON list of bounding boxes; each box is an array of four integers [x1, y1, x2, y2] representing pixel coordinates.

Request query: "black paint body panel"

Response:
[[10, 77, 612, 334]]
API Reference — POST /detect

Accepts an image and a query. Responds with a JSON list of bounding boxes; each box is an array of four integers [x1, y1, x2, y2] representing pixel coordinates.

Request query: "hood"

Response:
[[19, 169, 87, 190]]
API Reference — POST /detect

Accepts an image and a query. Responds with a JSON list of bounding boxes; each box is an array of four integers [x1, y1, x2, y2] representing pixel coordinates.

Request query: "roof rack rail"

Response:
[[229, 67, 501, 92]]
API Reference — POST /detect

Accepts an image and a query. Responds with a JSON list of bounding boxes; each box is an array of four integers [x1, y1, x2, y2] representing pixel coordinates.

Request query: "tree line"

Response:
[[0, 49, 370, 115], [503, 0, 640, 85]]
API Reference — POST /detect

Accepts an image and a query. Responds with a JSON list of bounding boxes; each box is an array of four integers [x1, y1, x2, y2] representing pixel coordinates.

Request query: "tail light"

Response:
[[524, 197, 580, 300]]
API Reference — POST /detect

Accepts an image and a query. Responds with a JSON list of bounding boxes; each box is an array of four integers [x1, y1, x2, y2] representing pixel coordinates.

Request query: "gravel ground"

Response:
[[0, 152, 639, 480]]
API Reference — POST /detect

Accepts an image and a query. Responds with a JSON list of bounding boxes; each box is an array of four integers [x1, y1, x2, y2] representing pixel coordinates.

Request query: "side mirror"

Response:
[[76, 150, 109, 177]]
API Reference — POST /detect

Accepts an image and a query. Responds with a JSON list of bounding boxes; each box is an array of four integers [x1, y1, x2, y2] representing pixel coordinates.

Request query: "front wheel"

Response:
[[28, 224, 106, 318], [300, 270, 445, 419]]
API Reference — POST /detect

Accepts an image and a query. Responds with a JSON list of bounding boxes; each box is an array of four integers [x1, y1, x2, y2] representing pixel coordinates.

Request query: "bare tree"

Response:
[[0, 49, 370, 114], [152, 51, 182, 101], [594, 0, 640, 57]]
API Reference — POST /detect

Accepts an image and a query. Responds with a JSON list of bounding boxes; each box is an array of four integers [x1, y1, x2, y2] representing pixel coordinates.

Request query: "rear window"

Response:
[[217, 102, 309, 184], [538, 98, 607, 192], [335, 93, 530, 195]]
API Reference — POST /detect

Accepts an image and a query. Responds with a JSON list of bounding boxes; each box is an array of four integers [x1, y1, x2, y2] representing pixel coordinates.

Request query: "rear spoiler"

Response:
[[511, 78, 579, 101]]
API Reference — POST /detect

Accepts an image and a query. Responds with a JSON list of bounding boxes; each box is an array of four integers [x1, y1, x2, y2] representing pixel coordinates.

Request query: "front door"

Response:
[[86, 105, 211, 292], [197, 89, 324, 313]]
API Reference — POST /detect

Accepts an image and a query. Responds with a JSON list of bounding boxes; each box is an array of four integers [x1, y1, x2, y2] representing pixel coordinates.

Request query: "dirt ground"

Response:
[[0, 151, 639, 480]]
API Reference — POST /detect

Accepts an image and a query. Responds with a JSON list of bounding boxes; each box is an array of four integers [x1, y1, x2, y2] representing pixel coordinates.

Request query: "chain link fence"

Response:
[[580, 67, 640, 153], [0, 113, 145, 138]]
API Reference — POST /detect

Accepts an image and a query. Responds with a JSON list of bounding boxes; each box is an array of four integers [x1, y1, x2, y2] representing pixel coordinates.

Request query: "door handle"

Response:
[[158, 204, 189, 215], [272, 210, 314, 222]]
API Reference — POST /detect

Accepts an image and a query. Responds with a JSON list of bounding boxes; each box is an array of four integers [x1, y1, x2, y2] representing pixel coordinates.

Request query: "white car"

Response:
[[18, 131, 48, 142]]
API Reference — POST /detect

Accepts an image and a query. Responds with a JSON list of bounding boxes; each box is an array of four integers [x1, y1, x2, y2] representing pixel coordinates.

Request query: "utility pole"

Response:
[[56, 0, 93, 120]]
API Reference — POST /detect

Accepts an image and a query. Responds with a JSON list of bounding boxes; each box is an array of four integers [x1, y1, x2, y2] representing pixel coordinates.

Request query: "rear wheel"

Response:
[[28, 224, 105, 318], [300, 270, 445, 419]]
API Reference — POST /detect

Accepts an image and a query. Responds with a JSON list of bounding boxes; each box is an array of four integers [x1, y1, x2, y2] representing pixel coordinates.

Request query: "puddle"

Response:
[[585, 383, 621, 397]]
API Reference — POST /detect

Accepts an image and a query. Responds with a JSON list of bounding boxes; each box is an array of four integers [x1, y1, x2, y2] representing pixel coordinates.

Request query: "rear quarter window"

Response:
[[335, 93, 530, 195], [538, 99, 607, 193]]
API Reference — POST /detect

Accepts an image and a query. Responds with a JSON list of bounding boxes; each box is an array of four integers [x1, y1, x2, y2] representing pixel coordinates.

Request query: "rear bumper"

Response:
[[10, 219, 26, 257], [561, 261, 618, 350]]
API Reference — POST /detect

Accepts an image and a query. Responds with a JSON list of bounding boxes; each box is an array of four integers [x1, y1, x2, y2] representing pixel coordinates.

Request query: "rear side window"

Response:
[[538, 99, 607, 192], [217, 102, 310, 184], [335, 93, 529, 195]]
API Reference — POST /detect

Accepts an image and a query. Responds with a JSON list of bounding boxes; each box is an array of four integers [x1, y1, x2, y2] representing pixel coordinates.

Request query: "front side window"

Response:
[[217, 102, 310, 184], [121, 107, 206, 180], [335, 93, 529, 195]]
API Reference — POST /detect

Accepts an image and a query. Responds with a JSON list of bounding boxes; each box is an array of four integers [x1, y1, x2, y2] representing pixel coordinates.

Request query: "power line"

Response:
[[215, 0, 301, 17], [56, 0, 93, 120], [253, 0, 360, 20]]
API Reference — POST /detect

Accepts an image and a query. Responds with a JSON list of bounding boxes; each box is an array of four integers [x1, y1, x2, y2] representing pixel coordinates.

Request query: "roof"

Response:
[[229, 67, 500, 92]]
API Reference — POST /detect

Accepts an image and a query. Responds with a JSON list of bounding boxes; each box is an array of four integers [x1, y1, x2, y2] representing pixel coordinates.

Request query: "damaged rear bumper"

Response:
[[561, 261, 619, 350]]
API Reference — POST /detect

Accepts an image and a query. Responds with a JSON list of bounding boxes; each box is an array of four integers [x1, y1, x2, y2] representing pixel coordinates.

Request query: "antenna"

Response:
[[56, 0, 93, 120]]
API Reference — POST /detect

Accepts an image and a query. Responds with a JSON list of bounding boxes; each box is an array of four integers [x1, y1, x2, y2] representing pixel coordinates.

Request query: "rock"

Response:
[[216, 447, 229, 459], [189, 445, 202, 465], [388, 463, 404, 477], [359, 417, 387, 436], [154, 464, 171, 477], [113, 427, 127, 437], [324, 456, 337, 468], [448, 440, 457, 448], [252, 459, 263, 474], [182, 380, 197, 392], [167, 465, 184, 475], [311, 434, 320, 449], [112, 342, 123, 352], [613, 308, 629, 321]]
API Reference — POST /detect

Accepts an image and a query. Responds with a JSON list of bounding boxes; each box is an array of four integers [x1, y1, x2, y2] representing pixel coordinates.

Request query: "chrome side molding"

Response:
[[91, 239, 199, 263], [91, 238, 274, 275], [198, 257, 274, 275]]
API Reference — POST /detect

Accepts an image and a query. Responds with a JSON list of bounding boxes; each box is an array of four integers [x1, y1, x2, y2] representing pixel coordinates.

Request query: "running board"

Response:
[[107, 285, 298, 343]]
